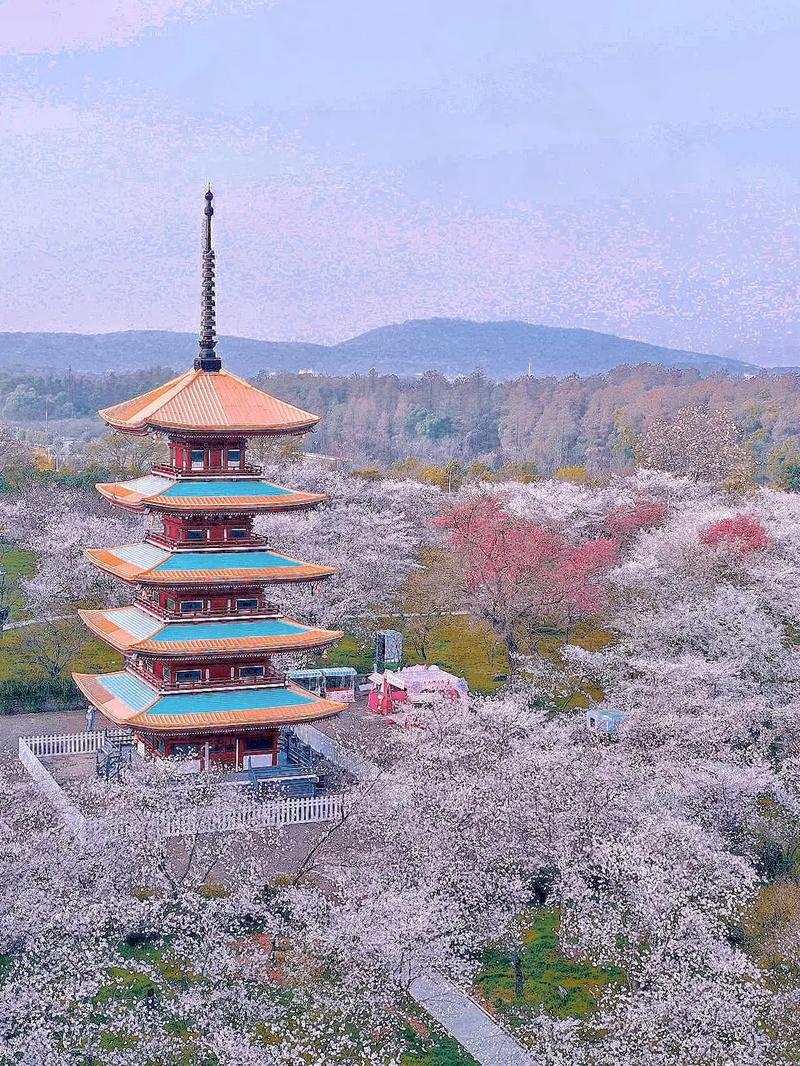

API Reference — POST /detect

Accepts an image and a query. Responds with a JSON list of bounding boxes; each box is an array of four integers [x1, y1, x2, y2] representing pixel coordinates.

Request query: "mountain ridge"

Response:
[[0, 318, 776, 379]]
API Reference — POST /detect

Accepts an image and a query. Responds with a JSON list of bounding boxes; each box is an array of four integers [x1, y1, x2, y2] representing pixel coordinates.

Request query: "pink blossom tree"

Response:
[[435, 495, 619, 661]]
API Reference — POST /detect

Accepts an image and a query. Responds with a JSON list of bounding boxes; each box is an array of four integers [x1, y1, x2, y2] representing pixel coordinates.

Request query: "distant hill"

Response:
[[334, 319, 763, 377], [0, 319, 767, 379]]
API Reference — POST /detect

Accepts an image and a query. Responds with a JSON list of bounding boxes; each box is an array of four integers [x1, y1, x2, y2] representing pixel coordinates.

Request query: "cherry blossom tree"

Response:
[[435, 494, 618, 661], [0, 480, 142, 618], [0, 757, 407, 1065], [255, 462, 440, 633], [636, 404, 756, 490]]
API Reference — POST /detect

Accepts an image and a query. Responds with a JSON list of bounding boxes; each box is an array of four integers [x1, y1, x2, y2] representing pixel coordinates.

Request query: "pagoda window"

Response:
[[191, 448, 205, 470], [186, 529, 205, 542], [163, 666, 171, 682], [180, 600, 204, 614], [167, 597, 177, 612], [236, 597, 259, 613], [239, 665, 266, 679], [226, 448, 241, 469], [230, 528, 247, 540], [176, 669, 202, 684], [243, 734, 274, 751]]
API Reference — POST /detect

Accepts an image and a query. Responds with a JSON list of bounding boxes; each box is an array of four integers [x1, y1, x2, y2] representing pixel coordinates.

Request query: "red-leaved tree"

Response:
[[605, 498, 668, 538], [700, 514, 770, 553], [435, 496, 619, 664]]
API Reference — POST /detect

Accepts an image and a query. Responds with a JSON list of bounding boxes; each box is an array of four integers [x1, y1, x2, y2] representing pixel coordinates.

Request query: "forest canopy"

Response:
[[3, 363, 800, 478]]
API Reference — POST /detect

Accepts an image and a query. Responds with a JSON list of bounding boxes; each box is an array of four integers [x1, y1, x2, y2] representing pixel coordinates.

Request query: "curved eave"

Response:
[[97, 367, 322, 438], [73, 671, 346, 733], [78, 608, 343, 657], [100, 415, 320, 437], [84, 547, 335, 586], [95, 482, 326, 514]]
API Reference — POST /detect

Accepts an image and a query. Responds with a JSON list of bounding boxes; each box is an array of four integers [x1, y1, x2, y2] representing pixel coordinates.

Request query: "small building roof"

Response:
[[80, 605, 342, 656], [74, 669, 346, 732], [96, 474, 325, 514], [99, 366, 320, 437], [86, 543, 335, 586]]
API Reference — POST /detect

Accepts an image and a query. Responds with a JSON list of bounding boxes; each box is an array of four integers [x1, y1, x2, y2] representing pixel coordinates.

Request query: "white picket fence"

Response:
[[147, 793, 343, 838], [18, 731, 345, 841], [26, 729, 131, 757]]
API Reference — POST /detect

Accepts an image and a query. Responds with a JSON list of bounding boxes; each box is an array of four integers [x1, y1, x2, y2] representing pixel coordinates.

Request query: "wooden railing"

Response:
[[146, 532, 266, 550], [127, 661, 287, 692], [18, 730, 344, 841], [25, 729, 133, 756], [150, 462, 263, 478], [133, 598, 280, 620]]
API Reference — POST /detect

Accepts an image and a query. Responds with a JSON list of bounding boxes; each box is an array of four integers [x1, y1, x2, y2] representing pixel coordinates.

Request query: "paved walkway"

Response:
[[0, 708, 113, 754], [411, 971, 537, 1066]]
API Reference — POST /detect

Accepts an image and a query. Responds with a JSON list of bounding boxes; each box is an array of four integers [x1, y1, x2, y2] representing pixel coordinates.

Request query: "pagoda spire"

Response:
[[195, 186, 222, 372]]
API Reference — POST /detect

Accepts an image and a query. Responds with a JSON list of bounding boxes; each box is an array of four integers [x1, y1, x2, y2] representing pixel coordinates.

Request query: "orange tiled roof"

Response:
[[85, 543, 335, 586], [79, 607, 343, 656], [99, 367, 320, 436], [73, 671, 345, 732], [95, 477, 325, 514]]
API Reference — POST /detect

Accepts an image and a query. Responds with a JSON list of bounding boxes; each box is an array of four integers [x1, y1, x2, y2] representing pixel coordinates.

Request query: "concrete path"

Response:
[[0, 708, 113, 754], [411, 970, 537, 1066]]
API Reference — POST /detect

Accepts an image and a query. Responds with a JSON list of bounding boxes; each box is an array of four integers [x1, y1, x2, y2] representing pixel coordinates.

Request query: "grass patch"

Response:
[[403, 618, 508, 695], [400, 1027, 478, 1065], [316, 618, 508, 694], [0, 624, 123, 712], [0, 544, 36, 619], [474, 908, 624, 1025], [533, 623, 610, 710], [321, 633, 374, 673], [0, 625, 122, 683]]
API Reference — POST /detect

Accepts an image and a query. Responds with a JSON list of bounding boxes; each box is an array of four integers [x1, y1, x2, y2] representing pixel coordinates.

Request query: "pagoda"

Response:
[[73, 189, 346, 776]]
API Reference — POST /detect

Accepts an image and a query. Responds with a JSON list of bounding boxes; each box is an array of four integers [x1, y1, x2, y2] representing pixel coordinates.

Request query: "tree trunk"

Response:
[[510, 949, 524, 999], [504, 629, 520, 675]]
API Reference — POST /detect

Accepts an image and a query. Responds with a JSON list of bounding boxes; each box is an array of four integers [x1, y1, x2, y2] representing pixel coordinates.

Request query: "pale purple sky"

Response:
[[1, 0, 799, 362]]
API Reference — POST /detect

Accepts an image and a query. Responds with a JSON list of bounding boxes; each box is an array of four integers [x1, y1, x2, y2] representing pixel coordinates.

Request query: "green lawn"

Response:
[[319, 616, 607, 701], [402, 619, 508, 694], [0, 625, 122, 683], [317, 617, 508, 695], [474, 909, 624, 1029], [0, 544, 36, 619]]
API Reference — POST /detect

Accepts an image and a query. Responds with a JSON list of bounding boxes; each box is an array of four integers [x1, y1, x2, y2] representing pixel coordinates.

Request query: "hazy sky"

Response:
[[1, 0, 798, 361]]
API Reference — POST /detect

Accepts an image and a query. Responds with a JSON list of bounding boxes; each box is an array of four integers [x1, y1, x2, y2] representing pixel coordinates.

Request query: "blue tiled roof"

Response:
[[163, 480, 293, 498], [98, 672, 157, 713], [147, 687, 315, 716], [115, 543, 169, 569], [152, 619, 306, 642], [112, 607, 163, 640], [155, 550, 302, 572], [125, 475, 172, 495]]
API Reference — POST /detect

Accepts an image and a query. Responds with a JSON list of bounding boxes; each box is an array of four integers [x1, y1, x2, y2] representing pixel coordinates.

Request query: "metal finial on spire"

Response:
[[195, 186, 222, 371]]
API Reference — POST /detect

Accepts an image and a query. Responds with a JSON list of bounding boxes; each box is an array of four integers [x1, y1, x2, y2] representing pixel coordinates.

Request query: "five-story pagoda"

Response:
[[74, 190, 346, 774]]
